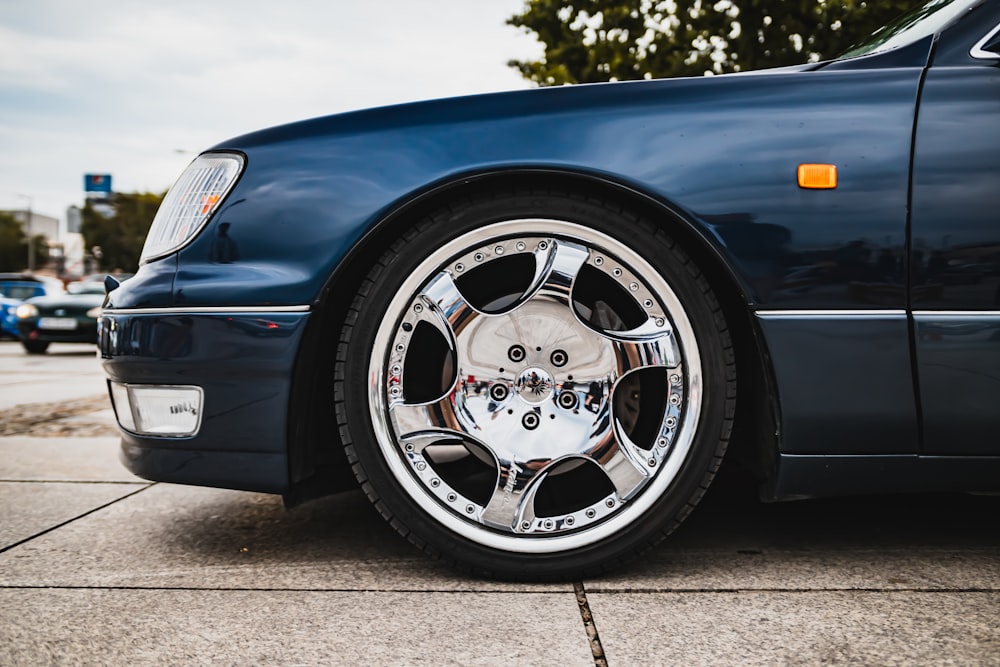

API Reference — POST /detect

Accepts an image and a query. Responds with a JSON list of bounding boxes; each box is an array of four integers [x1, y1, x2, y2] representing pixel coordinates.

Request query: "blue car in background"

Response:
[[0, 275, 57, 340], [100, 0, 1000, 580]]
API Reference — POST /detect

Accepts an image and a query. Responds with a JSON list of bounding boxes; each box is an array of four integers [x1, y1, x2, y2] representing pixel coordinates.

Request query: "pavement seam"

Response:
[[0, 479, 144, 484], [574, 581, 609, 667], [581, 586, 1000, 594], [0, 483, 155, 555]]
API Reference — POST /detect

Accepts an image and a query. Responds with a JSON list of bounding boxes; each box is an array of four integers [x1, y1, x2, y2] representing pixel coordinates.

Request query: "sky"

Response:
[[0, 0, 541, 229]]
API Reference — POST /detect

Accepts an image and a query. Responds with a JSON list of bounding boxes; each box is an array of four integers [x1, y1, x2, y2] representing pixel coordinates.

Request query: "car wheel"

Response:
[[336, 190, 735, 579], [22, 340, 50, 355]]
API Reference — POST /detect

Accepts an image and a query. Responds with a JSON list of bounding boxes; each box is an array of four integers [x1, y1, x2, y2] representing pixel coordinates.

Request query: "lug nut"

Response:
[[508, 345, 526, 362], [489, 383, 509, 402], [550, 349, 568, 367], [521, 412, 540, 430], [557, 391, 577, 410]]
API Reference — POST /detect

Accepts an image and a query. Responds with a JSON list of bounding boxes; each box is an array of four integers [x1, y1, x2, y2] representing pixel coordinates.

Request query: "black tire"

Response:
[[335, 189, 735, 580], [22, 340, 50, 355]]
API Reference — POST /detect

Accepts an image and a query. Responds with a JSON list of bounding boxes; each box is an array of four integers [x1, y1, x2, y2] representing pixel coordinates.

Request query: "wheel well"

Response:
[[283, 171, 780, 505]]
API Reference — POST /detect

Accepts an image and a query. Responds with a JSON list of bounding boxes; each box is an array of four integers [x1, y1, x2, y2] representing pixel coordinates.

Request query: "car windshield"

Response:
[[838, 0, 982, 59]]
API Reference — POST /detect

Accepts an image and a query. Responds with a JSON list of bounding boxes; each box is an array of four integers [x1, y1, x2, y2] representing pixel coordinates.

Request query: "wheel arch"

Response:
[[283, 168, 781, 505]]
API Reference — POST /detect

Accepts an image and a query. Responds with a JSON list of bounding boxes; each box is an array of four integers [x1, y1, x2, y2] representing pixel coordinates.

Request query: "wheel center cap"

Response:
[[515, 367, 554, 404]]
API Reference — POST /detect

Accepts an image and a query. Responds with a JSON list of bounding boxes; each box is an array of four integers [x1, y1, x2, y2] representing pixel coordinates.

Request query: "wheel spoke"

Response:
[[480, 459, 547, 530], [419, 270, 478, 342], [390, 397, 467, 444], [507, 239, 590, 312], [599, 436, 652, 501]]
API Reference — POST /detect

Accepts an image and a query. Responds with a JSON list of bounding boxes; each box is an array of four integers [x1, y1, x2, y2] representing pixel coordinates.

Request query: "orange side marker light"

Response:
[[797, 164, 837, 189]]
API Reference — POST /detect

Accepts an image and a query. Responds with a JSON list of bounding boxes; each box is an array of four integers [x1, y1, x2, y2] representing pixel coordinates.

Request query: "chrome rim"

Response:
[[368, 219, 702, 553]]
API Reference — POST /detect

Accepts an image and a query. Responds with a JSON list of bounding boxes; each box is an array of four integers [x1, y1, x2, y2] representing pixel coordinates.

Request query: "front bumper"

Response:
[[100, 308, 310, 493]]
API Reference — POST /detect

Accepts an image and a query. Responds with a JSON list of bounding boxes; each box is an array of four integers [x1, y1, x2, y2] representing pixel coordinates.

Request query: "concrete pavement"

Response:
[[1, 433, 998, 664], [1, 340, 998, 664]]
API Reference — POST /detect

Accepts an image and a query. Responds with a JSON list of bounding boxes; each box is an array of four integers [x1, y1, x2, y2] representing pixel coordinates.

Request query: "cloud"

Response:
[[0, 0, 540, 223]]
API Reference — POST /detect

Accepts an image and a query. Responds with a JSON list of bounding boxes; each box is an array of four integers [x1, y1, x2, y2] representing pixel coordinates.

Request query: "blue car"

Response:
[[0, 276, 53, 340], [100, 0, 1000, 579]]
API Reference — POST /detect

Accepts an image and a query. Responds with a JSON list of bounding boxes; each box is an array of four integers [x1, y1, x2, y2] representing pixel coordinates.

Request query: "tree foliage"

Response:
[[508, 0, 922, 85], [80, 192, 164, 271], [0, 211, 47, 273]]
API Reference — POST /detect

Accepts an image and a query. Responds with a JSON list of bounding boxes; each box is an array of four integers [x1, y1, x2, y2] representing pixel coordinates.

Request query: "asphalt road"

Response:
[[1, 339, 998, 665]]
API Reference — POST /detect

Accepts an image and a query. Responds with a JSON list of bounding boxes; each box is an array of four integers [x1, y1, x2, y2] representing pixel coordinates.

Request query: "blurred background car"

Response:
[[16, 281, 106, 354], [0, 293, 23, 339]]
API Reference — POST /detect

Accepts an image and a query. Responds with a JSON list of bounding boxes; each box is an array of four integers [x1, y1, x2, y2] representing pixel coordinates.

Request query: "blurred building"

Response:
[[3, 209, 59, 243]]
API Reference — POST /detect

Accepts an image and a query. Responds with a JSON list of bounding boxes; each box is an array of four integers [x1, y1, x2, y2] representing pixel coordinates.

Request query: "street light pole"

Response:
[[17, 194, 34, 272]]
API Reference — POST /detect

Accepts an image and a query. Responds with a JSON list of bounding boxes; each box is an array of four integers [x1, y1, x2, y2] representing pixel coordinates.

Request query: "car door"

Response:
[[910, 13, 1000, 455]]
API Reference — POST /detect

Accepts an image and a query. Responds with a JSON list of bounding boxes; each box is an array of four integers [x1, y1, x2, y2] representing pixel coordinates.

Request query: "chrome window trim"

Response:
[[102, 305, 311, 316], [913, 310, 1000, 318], [970, 22, 1000, 59], [756, 309, 906, 318]]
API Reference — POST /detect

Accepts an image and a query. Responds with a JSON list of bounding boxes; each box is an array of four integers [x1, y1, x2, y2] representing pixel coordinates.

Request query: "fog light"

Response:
[[109, 382, 203, 437]]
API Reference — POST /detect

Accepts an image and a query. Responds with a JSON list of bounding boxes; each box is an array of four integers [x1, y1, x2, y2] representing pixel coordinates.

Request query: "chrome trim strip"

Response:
[[756, 309, 906, 318], [102, 305, 311, 316], [913, 311, 1000, 318], [970, 22, 1000, 59]]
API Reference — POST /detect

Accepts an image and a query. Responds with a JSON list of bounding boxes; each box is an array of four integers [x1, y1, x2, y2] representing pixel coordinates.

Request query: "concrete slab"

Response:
[[0, 481, 146, 549], [0, 437, 134, 482], [584, 467, 1000, 592], [588, 591, 1000, 665], [0, 342, 106, 409], [0, 588, 594, 666], [0, 484, 568, 593]]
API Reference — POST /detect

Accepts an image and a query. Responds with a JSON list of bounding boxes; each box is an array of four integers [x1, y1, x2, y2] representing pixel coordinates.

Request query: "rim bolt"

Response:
[[413, 303, 423, 313], [557, 391, 577, 410], [522, 413, 540, 430], [550, 349, 568, 367], [669, 394, 680, 405], [565, 516, 575, 526], [658, 438, 668, 448], [404, 443, 414, 452], [643, 299, 653, 308], [538, 241, 548, 250], [416, 461, 426, 471], [543, 519, 554, 530], [447, 493, 457, 502], [670, 374, 681, 385], [391, 364, 401, 375], [466, 504, 475, 514], [606, 499, 616, 508], [647, 458, 657, 467], [594, 256, 604, 265], [430, 478, 440, 487], [521, 521, 531, 530], [629, 282, 639, 292], [494, 245, 505, 255], [507, 345, 526, 362], [655, 318, 665, 327], [666, 417, 677, 428], [516, 241, 526, 251], [390, 386, 401, 397], [489, 383, 509, 402], [455, 263, 464, 272], [613, 268, 623, 277], [395, 343, 405, 352], [474, 252, 484, 262]]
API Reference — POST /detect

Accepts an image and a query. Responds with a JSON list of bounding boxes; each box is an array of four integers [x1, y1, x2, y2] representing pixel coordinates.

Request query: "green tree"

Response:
[[0, 211, 46, 273], [80, 192, 164, 271], [508, 0, 922, 85]]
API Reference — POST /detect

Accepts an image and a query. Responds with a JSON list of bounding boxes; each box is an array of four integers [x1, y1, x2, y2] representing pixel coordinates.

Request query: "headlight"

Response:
[[140, 153, 244, 264], [15, 304, 38, 319]]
